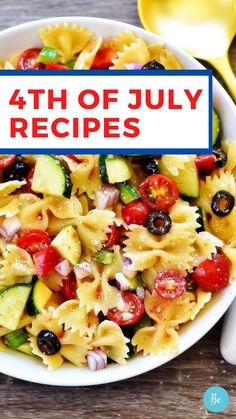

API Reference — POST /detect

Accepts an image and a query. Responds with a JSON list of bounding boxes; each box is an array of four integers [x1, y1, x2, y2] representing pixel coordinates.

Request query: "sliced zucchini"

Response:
[[17, 342, 33, 356], [105, 156, 132, 184], [32, 155, 72, 198], [213, 109, 220, 146], [0, 284, 32, 330], [196, 206, 207, 232], [99, 155, 109, 183], [52, 225, 81, 265], [159, 157, 200, 198], [118, 183, 140, 204], [26, 278, 52, 316], [5, 328, 28, 349]]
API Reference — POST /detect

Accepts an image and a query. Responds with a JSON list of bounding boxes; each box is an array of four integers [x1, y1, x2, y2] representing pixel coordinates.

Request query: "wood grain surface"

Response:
[[0, 1, 236, 418]]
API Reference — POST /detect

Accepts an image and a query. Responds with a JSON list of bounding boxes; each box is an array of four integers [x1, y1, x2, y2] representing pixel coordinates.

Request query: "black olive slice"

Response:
[[3, 159, 30, 182], [185, 275, 197, 292], [211, 190, 235, 217], [147, 210, 172, 236], [142, 60, 165, 70], [142, 159, 160, 175], [212, 148, 227, 168], [37, 330, 61, 355]]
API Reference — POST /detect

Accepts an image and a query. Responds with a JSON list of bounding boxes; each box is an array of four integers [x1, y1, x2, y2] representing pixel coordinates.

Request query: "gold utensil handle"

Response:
[[210, 53, 236, 103]]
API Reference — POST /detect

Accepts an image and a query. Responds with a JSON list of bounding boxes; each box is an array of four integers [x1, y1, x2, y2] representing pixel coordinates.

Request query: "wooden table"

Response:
[[0, 1, 235, 418]]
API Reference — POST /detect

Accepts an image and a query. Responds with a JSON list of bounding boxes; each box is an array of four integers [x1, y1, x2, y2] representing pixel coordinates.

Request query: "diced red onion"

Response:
[[55, 259, 72, 277], [87, 349, 107, 371], [124, 63, 142, 70], [95, 185, 120, 210], [115, 272, 130, 291], [124, 258, 132, 267], [87, 353, 98, 371], [136, 286, 145, 300], [93, 349, 107, 363], [0, 216, 21, 242], [123, 258, 136, 279], [74, 262, 92, 280]]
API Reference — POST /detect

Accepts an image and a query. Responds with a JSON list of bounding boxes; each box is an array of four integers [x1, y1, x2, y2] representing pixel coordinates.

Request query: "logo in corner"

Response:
[[203, 386, 230, 413]]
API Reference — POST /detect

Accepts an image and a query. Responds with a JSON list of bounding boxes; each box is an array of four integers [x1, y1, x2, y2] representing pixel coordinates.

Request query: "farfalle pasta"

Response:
[[39, 23, 93, 63], [0, 195, 20, 217], [74, 36, 103, 69], [197, 170, 236, 214], [222, 140, 236, 174], [59, 155, 101, 198], [124, 200, 198, 272], [0, 244, 36, 289], [0, 23, 235, 372], [106, 31, 138, 52], [132, 291, 196, 356], [0, 180, 26, 197], [160, 155, 191, 176], [77, 247, 124, 315], [92, 320, 129, 364], [53, 299, 98, 337], [77, 209, 115, 254], [111, 39, 150, 69]]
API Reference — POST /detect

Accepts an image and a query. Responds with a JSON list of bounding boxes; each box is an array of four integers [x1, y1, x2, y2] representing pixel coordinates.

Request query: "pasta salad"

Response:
[[0, 24, 235, 372]]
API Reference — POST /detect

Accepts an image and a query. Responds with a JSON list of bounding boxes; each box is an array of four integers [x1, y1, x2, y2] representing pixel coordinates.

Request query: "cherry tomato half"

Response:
[[107, 292, 145, 326], [140, 174, 179, 212], [92, 47, 117, 69], [0, 155, 16, 170], [121, 200, 150, 225], [17, 48, 43, 70], [33, 245, 61, 277], [17, 229, 51, 254], [154, 269, 186, 299], [195, 155, 216, 174], [192, 253, 230, 292], [61, 272, 78, 300], [103, 224, 119, 248], [45, 62, 69, 70]]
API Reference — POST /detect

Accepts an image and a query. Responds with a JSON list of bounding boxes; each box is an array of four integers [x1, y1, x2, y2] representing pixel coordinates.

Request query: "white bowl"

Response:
[[0, 16, 236, 386]]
